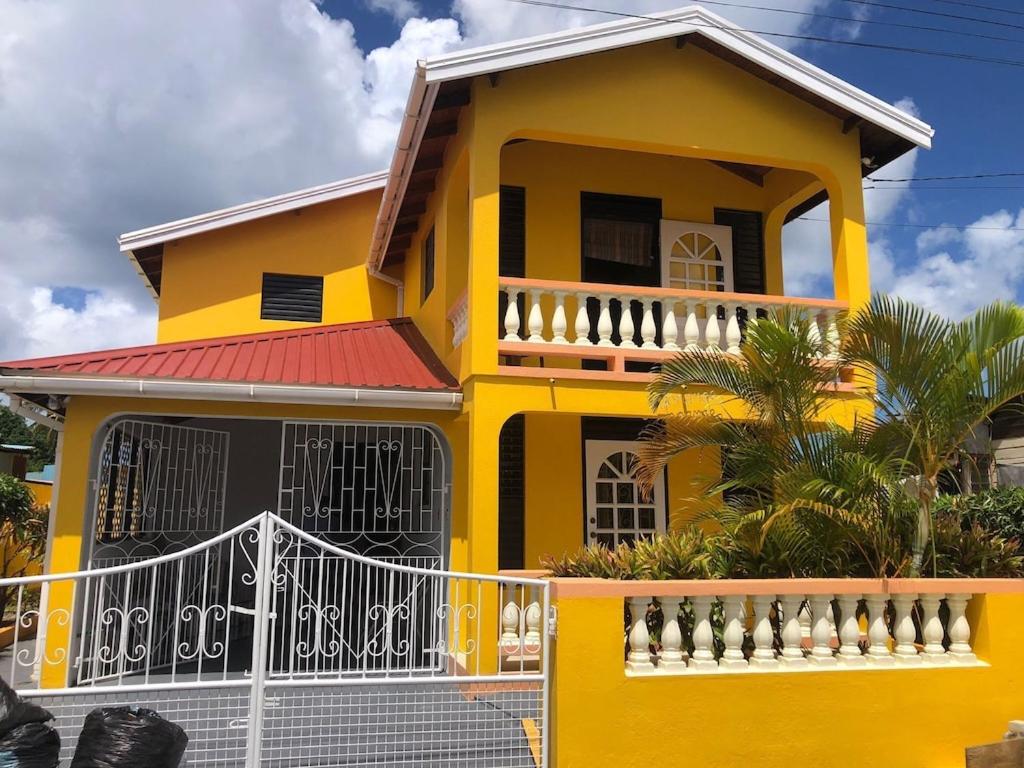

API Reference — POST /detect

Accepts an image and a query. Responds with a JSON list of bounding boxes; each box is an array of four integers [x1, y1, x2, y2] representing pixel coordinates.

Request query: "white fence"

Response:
[[0, 513, 549, 767], [623, 585, 980, 675]]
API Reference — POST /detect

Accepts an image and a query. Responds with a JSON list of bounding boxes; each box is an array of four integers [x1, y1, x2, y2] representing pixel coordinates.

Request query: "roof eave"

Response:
[[119, 170, 390, 254], [369, 66, 437, 270], [0, 373, 464, 411]]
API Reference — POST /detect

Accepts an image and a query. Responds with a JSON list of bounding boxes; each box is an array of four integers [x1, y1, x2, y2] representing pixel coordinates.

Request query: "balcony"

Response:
[[497, 276, 846, 377]]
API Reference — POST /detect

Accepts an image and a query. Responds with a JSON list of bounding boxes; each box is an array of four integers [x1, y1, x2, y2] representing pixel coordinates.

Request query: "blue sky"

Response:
[[0, 0, 1021, 359]]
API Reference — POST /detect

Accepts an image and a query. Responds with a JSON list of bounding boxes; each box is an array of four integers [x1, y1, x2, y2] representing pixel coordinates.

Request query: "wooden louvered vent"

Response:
[[260, 273, 324, 322]]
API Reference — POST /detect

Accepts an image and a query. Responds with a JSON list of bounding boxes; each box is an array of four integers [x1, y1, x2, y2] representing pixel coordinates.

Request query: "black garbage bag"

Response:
[[0, 679, 52, 738], [70, 706, 188, 768], [0, 723, 60, 768]]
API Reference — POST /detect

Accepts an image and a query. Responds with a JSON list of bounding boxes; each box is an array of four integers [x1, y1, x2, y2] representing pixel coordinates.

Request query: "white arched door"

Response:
[[660, 220, 734, 292], [584, 440, 666, 548]]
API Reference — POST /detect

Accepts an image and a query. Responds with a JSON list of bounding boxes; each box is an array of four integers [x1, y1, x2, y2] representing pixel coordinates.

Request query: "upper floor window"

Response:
[[581, 192, 662, 287], [421, 227, 435, 302], [260, 273, 323, 322]]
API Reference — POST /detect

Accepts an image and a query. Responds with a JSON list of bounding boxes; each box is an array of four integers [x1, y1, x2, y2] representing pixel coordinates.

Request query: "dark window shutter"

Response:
[[260, 273, 323, 322], [498, 414, 526, 571], [421, 227, 435, 302], [714, 208, 765, 295], [499, 186, 526, 278], [499, 187, 526, 346]]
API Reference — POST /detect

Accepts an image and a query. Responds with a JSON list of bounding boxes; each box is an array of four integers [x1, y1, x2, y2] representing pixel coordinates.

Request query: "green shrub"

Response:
[[934, 487, 1024, 542]]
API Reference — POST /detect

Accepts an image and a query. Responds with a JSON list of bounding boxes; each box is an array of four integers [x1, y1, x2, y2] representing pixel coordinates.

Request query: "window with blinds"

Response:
[[260, 273, 324, 322]]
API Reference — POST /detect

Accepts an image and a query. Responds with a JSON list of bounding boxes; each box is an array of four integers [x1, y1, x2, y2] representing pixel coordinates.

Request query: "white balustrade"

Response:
[[808, 596, 837, 666], [779, 595, 809, 668], [892, 594, 923, 665], [920, 594, 949, 664], [500, 599, 521, 656], [836, 595, 866, 667], [864, 594, 895, 666], [719, 595, 748, 670], [658, 598, 687, 671], [749, 595, 779, 669], [626, 597, 655, 673], [946, 594, 977, 663], [498, 279, 843, 358], [689, 595, 718, 671], [622, 589, 984, 677]]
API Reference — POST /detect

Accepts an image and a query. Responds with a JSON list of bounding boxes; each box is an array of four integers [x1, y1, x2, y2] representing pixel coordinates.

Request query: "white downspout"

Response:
[[367, 264, 405, 317]]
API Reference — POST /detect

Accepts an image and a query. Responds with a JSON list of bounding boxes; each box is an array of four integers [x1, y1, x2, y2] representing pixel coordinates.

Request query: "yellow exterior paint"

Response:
[[25, 480, 52, 510], [522, 412, 717, 567], [550, 590, 1024, 768], [156, 189, 397, 343], [38, 34, 886, 701], [455, 40, 869, 381]]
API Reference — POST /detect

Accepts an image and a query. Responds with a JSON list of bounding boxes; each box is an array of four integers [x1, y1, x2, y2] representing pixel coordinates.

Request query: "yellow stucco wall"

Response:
[[500, 140, 818, 289], [551, 591, 1024, 768], [460, 39, 869, 379], [156, 189, 398, 343], [522, 412, 717, 567]]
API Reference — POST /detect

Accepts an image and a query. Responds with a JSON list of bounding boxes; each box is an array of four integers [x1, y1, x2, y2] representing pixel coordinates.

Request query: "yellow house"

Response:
[[6, 8, 1017, 768]]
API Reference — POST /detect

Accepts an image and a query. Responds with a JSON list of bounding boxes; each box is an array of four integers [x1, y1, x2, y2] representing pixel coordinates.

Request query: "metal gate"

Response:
[[81, 419, 231, 685], [4, 513, 550, 767], [277, 421, 448, 568]]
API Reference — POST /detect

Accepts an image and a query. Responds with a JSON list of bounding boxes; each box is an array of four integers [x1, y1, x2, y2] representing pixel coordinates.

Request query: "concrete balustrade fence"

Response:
[[543, 577, 1024, 768]]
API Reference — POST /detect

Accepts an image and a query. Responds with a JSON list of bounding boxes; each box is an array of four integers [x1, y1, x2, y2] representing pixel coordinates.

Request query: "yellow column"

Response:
[[41, 401, 98, 687], [466, 103, 503, 377], [828, 161, 871, 309]]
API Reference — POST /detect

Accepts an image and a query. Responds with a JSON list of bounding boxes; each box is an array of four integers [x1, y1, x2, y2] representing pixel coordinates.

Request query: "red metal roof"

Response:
[[0, 319, 459, 392]]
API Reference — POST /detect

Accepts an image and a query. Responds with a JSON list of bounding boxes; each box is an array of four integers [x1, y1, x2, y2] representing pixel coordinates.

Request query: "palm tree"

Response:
[[636, 296, 1024, 577], [635, 308, 892, 577], [843, 295, 1024, 573]]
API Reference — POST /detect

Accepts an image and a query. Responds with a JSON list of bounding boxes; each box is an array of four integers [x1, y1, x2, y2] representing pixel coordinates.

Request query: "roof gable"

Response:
[[369, 4, 933, 267]]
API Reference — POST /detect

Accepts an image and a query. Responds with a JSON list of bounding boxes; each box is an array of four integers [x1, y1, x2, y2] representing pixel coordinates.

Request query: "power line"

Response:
[[900, 0, 1024, 20], [831, 0, 1024, 33], [797, 216, 1024, 232], [506, 0, 1024, 68], [864, 185, 1024, 190], [869, 172, 1024, 181], [696, 0, 1024, 46]]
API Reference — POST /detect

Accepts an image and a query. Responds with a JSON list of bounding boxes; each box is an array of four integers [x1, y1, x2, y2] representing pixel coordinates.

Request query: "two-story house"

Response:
[[0, 7, 935, 765]]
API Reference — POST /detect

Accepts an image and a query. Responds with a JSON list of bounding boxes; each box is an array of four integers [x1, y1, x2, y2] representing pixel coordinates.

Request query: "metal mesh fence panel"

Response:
[[25, 687, 249, 767], [259, 682, 544, 767]]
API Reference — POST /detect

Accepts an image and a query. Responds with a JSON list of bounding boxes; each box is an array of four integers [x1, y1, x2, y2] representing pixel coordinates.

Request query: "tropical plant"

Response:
[[934, 487, 1024, 542], [0, 475, 47, 619], [633, 296, 1024, 578], [843, 296, 1024, 573]]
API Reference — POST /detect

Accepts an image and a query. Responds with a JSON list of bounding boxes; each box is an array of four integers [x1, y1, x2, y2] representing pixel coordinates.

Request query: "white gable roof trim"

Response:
[[119, 169, 389, 254], [369, 4, 934, 268]]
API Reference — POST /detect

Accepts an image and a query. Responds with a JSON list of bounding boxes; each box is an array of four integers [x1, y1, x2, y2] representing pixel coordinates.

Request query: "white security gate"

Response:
[[81, 419, 230, 685], [4, 513, 550, 767], [277, 421, 448, 567]]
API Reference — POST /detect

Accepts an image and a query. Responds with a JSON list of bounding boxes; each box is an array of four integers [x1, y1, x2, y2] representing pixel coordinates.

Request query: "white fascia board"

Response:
[[420, 6, 932, 149], [119, 170, 389, 253], [0, 374, 463, 411], [369, 68, 436, 269]]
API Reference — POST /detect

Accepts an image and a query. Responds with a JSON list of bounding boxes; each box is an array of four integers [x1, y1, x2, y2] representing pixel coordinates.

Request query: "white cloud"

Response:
[[365, 0, 420, 22], [874, 209, 1024, 318], [0, 0, 881, 360]]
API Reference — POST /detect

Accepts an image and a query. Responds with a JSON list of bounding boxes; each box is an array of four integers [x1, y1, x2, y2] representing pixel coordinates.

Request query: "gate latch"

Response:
[[547, 605, 557, 637]]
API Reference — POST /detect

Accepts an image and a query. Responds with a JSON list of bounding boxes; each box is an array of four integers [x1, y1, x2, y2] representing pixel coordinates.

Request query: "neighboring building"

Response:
[[0, 443, 32, 479], [958, 397, 1024, 492], [0, 7, 938, 765]]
